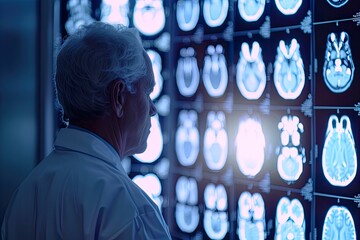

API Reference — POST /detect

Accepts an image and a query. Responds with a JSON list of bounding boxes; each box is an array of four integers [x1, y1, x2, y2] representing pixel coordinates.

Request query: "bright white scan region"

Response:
[[323, 32, 355, 93], [275, 197, 305, 240], [132, 173, 163, 210], [238, 0, 266, 22], [236, 41, 266, 100], [133, 115, 163, 163], [322, 205, 356, 240], [176, 0, 200, 31], [175, 176, 200, 233], [132, 0, 165, 36], [203, 111, 228, 171], [175, 110, 200, 166], [65, 0, 95, 35], [203, 45, 228, 98], [275, 0, 302, 15], [203, 0, 229, 27], [277, 115, 305, 182], [147, 50, 163, 100], [100, 0, 130, 26], [176, 47, 200, 97], [204, 183, 229, 239], [236, 117, 265, 177], [274, 39, 305, 100], [238, 192, 266, 240], [322, 115, 357, 187]]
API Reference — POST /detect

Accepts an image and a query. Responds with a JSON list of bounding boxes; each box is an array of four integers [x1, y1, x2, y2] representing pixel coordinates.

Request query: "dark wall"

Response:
[[0, 0, 39, 222]]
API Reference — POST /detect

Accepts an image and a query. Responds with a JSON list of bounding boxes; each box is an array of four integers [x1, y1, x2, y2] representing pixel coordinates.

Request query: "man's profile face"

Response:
[[121, 52, 157, 156]]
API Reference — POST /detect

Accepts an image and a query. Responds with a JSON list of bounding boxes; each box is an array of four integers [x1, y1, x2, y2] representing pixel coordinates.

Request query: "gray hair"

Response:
[[55, 21, 147, 121]]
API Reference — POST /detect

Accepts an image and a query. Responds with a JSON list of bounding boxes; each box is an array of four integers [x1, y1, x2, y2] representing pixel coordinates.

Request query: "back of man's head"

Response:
[[55, 22, 147, 122]]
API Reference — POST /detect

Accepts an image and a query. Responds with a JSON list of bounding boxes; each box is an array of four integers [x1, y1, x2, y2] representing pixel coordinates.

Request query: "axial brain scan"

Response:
[[203, 0, 229, 27], [274, 0, 302, 15], [100, 0, 130, 26], [175, 176, 200, 233], [323, 32, 355, 93], [203, 183, 229, 239], [322, 115, 357, 187], [275, 197, 305, 240], [176, 47, 200, 97], [237, 191, 266, 240], [203, 45, 228, 98], [322, 205, 356, 240], [236, 41, 266, 100], [274, 39, 305, 100], [238, 0, 266, 22], [203, 111, 228, 171], [176, 0, 200, 31], [327, 0, 349, 8], [236, 117, 266, 177], [277, 115, 305, 182], [175, 110, 200, 167], [132, 0, 165, 36]]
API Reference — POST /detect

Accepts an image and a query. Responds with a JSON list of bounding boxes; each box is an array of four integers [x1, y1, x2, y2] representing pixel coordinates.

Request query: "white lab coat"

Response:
[[1, 127, 171, 240]]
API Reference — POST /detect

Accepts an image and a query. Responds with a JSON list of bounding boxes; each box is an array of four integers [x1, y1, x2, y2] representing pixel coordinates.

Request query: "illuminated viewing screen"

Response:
[[60, 0, 360, 239]]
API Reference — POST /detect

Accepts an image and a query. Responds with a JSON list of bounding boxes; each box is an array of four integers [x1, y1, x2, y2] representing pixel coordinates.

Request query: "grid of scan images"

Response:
[[60, 0, 360, 239]]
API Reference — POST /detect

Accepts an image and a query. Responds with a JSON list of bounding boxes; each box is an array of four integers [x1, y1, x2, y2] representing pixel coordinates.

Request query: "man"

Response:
[[2, 22, 171, 239]]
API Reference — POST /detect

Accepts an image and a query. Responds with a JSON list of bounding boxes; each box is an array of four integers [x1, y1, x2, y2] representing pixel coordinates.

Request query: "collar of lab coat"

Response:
[[54, 127, 124, 171]]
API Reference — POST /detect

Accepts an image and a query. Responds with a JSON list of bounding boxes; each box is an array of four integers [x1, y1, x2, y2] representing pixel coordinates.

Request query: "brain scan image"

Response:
[[203, 0, 229, 27], [175, 110, 200, 166], [65, 0, 95, 35], [132, 173, 163, 210], [176, 47, 200, 97], [100, 0, 130, 26], [132, 0, 165, 36], [327, 0, 349, 8], [322, 205, 356, 240], [175, 176, 200, 233], [322, 115, 357, 187], [204, 183, 229, 239], [203, 45, 228, 98], [147, 50, 163, 100], [203, 111, 228, 171], [176, 0, 200, 31], [275, 197, 305, 240], [134, 115, 163, 163], [237, 192, 266, 240], [274, 0, 302, 15], [277, 115, 305, 182], [274, 39, 305, 100], [323, 32, 355, 93], [236, 117, 266, 177], [236, 42, 266, 100], [238, 0, 266, 22]]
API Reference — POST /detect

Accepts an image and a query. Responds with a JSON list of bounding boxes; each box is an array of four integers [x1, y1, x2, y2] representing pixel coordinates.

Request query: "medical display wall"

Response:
[[59, 0, 360, 239]]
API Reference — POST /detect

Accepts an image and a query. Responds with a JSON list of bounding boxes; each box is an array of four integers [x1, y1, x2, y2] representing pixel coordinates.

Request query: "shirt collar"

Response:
[[54, 127, 123, 170]]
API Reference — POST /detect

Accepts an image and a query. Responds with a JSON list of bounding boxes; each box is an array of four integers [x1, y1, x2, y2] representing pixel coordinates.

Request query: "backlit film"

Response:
[[60, 0, 360, 239]]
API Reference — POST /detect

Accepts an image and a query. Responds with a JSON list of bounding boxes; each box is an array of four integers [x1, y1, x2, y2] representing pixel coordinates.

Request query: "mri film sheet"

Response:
[[315, 110, 360, 196], [314, 23, 360, 106]]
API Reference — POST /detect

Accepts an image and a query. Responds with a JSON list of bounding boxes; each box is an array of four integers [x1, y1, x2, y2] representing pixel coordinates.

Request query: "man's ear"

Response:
[[110, 80, 126, 118]]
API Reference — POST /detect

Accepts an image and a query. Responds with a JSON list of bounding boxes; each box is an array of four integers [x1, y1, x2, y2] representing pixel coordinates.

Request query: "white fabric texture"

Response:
[[1, 127, 171, 240]]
